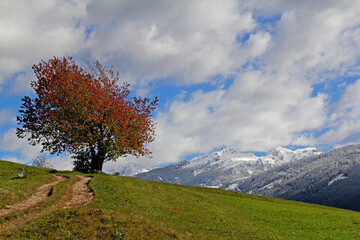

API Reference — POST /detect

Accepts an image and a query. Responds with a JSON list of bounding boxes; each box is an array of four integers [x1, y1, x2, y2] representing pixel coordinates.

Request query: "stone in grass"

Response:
[[18, 168, 24, 178]]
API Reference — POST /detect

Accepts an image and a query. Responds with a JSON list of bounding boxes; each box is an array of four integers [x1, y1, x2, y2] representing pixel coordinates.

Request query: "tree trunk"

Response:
[[90, 155, 104, 171], [89, 143, 106, 172], [90, 148, 104, 171]]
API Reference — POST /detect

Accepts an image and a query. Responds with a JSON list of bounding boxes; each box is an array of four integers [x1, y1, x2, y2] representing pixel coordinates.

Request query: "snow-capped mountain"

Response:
[[107, 162, 150, 176], [135, 146, 320, 188], [231, 144, 360, 211], [133, 144, 360, 211]]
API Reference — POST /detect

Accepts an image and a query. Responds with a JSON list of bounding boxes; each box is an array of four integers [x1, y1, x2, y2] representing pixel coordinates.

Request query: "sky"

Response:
[[1, 0, 360, 171]]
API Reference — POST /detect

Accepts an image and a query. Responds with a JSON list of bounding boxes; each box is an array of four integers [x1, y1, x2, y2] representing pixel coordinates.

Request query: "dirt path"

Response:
[[0, 174, 94, 233], [61, 175, 93, 208], [0, 175, 67, 216]]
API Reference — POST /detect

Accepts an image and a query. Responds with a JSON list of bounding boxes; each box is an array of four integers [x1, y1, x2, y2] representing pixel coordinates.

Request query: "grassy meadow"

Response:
[[1, 161, 360, 239]]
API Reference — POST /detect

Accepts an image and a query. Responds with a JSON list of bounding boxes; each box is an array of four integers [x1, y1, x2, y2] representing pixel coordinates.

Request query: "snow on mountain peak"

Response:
[[183, 147, 258, 170], [269, 147, 292, 156], [216, 147, 256, 159], [294, 147, 320, 157], [112, 146, 320, 179], [265, 147, 321, 164], [181, 146, 321, 171], [266, 147, 296, 163], [107, 162, 150, 176], [216, 147, 236, 156]]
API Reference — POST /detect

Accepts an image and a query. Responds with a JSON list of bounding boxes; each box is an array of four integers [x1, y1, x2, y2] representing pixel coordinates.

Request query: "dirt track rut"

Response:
[[61, 175, 93, 208], [0, 174, 94, 233], [0, 175, 66, 216]]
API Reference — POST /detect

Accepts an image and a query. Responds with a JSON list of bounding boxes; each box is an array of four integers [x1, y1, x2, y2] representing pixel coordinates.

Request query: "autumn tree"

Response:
[[17, 57, 158, 172]]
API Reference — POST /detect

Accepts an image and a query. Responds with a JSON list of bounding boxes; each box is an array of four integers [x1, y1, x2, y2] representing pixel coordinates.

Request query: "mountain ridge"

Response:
[[233, 144, 360, 211], [134, 146, 321, 188]]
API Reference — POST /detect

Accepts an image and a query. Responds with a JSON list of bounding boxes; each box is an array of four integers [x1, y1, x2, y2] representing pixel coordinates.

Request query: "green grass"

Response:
[[0, 160, 55, 208], [1, 161, 360, 239], [85, 175, 360, 239]]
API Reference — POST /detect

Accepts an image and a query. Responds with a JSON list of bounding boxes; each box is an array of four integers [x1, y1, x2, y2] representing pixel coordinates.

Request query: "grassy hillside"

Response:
[[0, 160, 55, 208], [0, 166, 359, 239]]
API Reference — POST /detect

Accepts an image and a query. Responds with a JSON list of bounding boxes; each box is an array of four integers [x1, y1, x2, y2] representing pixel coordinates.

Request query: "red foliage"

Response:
[[17, 57, 158, 170]]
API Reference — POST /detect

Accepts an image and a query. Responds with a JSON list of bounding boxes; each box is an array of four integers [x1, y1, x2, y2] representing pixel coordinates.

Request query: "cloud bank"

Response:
[[0, 0, 360, 170]]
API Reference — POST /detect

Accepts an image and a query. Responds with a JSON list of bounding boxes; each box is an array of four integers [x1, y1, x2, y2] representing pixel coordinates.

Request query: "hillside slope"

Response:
[[1, 169, 360, 239]]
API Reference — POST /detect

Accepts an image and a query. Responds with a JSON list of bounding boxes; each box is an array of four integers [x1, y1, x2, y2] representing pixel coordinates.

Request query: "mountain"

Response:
[[231, 144, 360, 211], [106, 162, 150, 176], [135, 146, 320, 188]]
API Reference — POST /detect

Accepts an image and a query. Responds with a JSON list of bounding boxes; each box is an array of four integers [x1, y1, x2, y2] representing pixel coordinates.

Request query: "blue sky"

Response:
[[1, 0, 360, 171]]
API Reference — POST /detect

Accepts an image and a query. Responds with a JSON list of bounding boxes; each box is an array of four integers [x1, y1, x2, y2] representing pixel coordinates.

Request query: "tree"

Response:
[[32, 155, 54, 168], [17, 57, 158, 172]]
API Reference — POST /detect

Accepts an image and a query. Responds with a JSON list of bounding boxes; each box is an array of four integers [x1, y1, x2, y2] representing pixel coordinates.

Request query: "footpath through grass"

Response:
[[2, 172, 360, 239], [0, 160, 55, 208]]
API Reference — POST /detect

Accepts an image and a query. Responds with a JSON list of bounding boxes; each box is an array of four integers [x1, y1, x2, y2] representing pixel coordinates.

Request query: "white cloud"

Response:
[[0, 0, 268, 93], [262, 1, 360, 83], [75, 0, 360, 168], [0, 109, 15, 125], [86, 0, 256, 85], [143, 70, 327, 165], [0, 128, 75, 170], [241, 31, 272, 58], [125, 1, 360, 166], [0, 128, 42, 160], [50, 154, 74, 171], [0, 0, 87, 88], [316, 79, 360, 145]]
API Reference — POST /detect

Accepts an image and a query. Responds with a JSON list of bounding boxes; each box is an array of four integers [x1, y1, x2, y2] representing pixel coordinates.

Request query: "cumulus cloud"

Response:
[[0, 0, 87, 88], [85, 0, 256, 85], [126, 0, 360, 166], [2, 0, 360, 169], [262, 1, 360, 82], [315, 79, 360, 145], [144, 70, 327, 165], [0, 128, 42, 163]]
